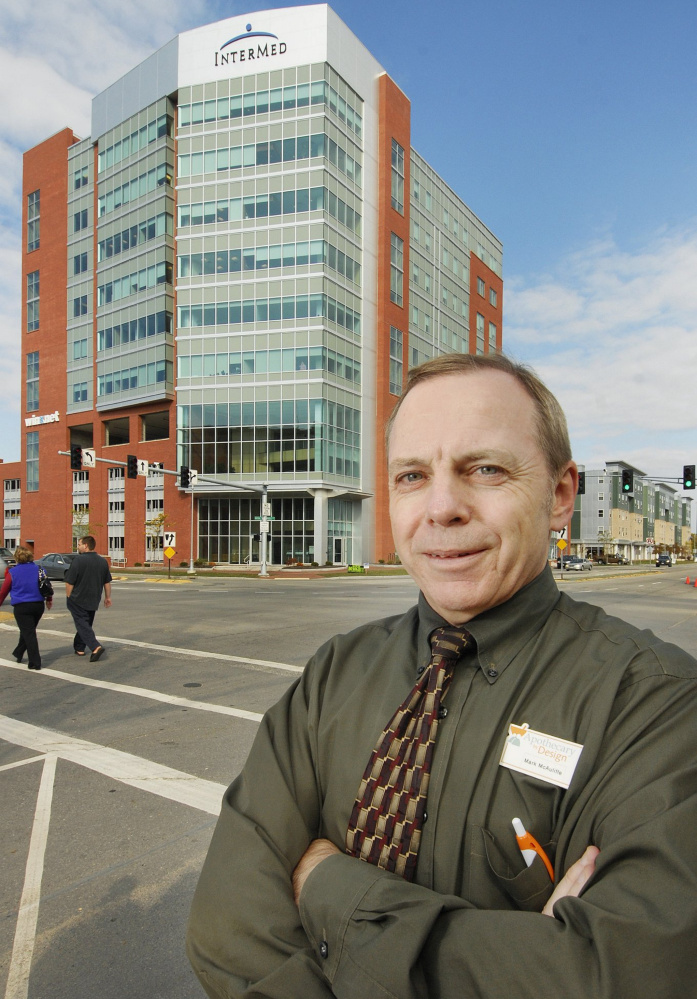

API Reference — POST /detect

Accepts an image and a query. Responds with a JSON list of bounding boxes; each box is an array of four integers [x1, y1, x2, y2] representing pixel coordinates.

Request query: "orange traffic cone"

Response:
[[687, 577, 691, 585]]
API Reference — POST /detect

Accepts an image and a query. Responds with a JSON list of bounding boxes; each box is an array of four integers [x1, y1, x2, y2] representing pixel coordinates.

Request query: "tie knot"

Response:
[[429, 626, 472, 661]]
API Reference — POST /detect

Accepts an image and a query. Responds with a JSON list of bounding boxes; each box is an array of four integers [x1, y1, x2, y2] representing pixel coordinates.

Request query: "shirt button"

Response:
[[438, 706, 448, 719], [423, 811, 428, 823], [319, 941, 329, 959], [487, 668, 498, 678], [416, 665, 426, 675]]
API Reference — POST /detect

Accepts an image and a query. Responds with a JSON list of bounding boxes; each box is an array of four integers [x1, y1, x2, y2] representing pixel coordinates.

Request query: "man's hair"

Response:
[[80, 535, 96, 551], [385, 352, 572, 480], [14, 546, 34, 563]]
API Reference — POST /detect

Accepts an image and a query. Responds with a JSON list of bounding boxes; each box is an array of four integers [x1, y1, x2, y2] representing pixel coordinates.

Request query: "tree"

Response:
[[71, 506, 100, 545], [597, 528, 614, 559], [144, 511, 170, 562]]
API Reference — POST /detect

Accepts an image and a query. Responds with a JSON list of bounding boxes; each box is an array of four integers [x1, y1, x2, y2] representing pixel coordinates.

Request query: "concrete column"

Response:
[[312, 489, 330, 566]]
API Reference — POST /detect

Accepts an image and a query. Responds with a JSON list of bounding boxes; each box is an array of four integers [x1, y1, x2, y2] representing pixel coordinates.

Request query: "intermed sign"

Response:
[[178, 7, 329, 87]]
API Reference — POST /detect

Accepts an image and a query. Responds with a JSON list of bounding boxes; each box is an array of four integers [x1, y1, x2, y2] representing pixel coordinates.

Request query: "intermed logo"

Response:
[[215, 23, 287, 66]]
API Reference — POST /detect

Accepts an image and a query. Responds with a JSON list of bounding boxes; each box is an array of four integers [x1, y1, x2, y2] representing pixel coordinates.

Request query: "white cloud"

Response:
[[505, 226, 697, 481], [0, 0, 230, 461]]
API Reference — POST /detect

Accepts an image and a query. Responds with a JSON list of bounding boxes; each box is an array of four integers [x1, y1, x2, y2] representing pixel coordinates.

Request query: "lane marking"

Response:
[[4, 753, 56, 999], [0, 716, 225, 815], [0, 623, 302, 674], [0, 659, 265, 722], [0, 755, 48, 773]]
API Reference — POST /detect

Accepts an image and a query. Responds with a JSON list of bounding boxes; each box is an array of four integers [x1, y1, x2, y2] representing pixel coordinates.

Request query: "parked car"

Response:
[[656, 553, 672, 568], [565, 556, 593, 571], [0, 546, 17, 567], [35, 552, 79, 580], [555, 554, 575, 568], [605, 554, 629, 565]]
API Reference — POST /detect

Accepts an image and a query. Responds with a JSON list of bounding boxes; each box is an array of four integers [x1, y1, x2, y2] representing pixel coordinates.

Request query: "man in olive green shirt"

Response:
[[187, 354, 697, 998]]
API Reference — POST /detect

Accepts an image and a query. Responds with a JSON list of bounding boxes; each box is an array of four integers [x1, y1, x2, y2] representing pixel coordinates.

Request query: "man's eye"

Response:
[[399, 472, 422, 484], [478, 466, 503, 476]]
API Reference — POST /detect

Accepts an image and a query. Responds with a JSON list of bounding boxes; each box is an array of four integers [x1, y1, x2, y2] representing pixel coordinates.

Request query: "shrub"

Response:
[[134, 562, 142, 567]]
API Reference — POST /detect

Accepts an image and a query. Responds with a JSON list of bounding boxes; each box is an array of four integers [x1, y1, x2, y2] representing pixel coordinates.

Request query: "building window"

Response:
[[26, 431, 39, 491], [27, 271, 39, 332], [73, 338, 88, 360], [488, 322, 497, 350], [389, 327, 403, 396], [476, 312, 485, 354], [391, 139, 404, 214], [73, 208, 88, 232], [390, 233, 404, 307], [477, 276, 485, 296], [73, 294, 88, 317], [598, 510, 604, 518], [489, 287, 498, 308], [73, 382, 88, 404], [598, 493, 604, 502], [74, 251, 88, 275], [27, 190, 40, 251], [74, 166, 89, 189], [26, 351, 39, 412]]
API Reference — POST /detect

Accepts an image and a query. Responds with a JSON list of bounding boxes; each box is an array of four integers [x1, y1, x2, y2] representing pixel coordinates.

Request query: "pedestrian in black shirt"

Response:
[[65, 535, 112, 662]]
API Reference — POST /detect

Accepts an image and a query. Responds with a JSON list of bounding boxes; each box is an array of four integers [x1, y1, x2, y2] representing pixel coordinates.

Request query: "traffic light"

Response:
[[70, 444, 82, 470], [577, 471, 585, 495], [126, 454, 138, 479], [252, 533, 261, 542], [683, 465, 695, 490], [180, 466, 191, 488], [621, 469, 633, 494]]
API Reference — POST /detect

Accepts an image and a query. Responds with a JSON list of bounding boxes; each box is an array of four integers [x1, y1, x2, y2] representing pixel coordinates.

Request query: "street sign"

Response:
[[646, 537, 654, 545], [262, 502, 272, 517], [259, 521, 270, 533], [164, 531, 176, 547], [82, 448, 96, 468], [254, 515, 276, 520], [557, 539, 567, 550], [164, 546, 175, 560], [137, 459, 149, 477]]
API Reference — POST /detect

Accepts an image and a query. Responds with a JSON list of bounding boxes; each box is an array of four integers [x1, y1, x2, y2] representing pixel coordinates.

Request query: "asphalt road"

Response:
[[1, 566, 696, 998]]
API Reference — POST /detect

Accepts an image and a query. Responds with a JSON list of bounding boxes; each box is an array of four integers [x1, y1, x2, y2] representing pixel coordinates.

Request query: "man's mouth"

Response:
[[425, 549, 483, 560]]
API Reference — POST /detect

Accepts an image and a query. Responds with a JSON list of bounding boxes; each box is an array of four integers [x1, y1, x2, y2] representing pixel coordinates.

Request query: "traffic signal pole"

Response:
[[59, 451, 270, 573]]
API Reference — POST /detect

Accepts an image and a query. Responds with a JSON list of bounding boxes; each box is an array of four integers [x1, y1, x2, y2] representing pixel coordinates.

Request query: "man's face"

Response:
[[77, 539, 87, 553], [388, 370, 576, 624]]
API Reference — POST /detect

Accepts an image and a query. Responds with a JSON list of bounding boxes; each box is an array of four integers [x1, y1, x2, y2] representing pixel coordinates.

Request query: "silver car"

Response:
[[565, 556, 593, 571]]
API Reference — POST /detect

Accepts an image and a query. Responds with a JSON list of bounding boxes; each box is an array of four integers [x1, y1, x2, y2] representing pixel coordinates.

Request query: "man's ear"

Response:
[[550, 463, 579, 530]]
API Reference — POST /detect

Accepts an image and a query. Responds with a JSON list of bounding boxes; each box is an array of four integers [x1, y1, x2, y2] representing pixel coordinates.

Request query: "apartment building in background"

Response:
[[570, 462, 693, 561], [17, 4, 502, 566]]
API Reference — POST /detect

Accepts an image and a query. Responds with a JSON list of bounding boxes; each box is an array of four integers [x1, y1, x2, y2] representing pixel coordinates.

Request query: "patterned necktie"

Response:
[[345, 625, 473, 882]]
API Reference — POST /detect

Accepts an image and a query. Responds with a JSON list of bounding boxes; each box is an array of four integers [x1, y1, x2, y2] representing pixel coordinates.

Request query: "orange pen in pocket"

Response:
[[512, 817, 554, 881]]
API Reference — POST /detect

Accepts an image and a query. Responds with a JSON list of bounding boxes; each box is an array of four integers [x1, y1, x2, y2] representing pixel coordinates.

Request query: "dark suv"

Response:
[[656, 554, 672, 567], [0, 546, 16, 567]]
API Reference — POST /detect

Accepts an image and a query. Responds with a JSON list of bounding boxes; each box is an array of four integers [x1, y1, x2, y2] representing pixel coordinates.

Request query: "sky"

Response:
[[1, 0, 696, 503]]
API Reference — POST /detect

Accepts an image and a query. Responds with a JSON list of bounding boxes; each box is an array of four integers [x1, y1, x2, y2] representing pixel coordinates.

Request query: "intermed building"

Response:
[[18, 4, 503, 567]]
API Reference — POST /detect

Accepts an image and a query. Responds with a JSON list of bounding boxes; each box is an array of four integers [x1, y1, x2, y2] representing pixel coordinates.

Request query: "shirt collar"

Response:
[[416, 566, 561, 683]]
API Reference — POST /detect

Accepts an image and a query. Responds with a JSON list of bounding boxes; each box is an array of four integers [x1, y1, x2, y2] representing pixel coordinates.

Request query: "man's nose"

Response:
[[426, 474, 471, 525]]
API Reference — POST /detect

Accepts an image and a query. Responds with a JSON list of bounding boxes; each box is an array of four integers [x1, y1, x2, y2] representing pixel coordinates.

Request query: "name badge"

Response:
[[499, 722, 583, 789]]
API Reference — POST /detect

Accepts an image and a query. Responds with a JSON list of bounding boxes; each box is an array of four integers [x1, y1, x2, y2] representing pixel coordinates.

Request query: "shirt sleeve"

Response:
[[186, 662, 336, 999], [0, 569, 11, 606], [298, 667, 697, 999]]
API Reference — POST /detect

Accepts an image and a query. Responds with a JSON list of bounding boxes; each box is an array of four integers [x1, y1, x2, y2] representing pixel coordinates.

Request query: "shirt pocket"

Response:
[[469, 826, 555, 912]]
